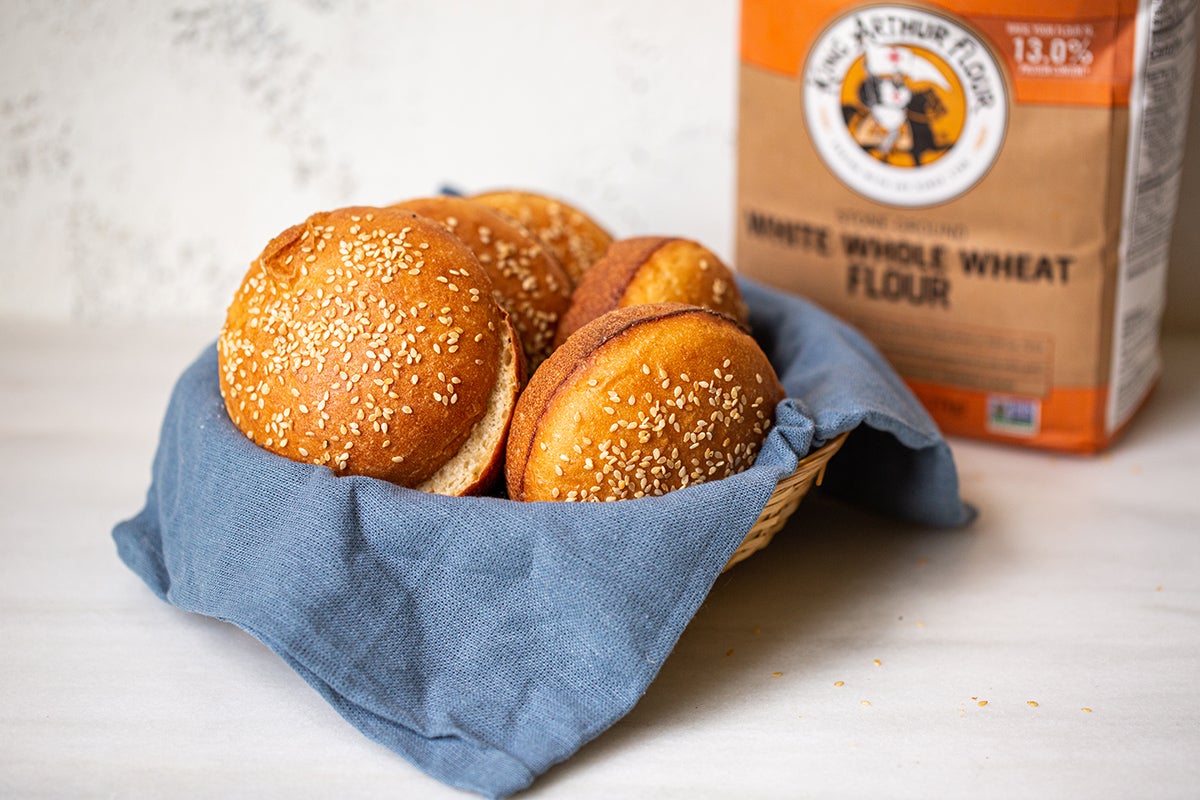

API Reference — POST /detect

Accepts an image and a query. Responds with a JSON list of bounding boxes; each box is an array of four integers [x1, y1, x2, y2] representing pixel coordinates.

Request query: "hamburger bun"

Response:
[[471, 189, 613, 288], [555, 236, 749, 347], [506, 303, 785, 502], [217, 206, 522, 495], [391, 196, 572, 370]]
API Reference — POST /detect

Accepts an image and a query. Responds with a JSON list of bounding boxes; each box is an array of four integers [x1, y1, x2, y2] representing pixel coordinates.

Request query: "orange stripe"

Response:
[[904, 380, 1125, 454], [742, 0, 1138, 107]]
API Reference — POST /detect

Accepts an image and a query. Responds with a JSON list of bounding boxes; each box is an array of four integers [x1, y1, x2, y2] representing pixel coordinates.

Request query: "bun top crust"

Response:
[[554, 236, 750, 347], [392, 196, 572, 370], [217, 205, 508, 486], [471, 190, 613, 288], [506, 303, 786, 502]]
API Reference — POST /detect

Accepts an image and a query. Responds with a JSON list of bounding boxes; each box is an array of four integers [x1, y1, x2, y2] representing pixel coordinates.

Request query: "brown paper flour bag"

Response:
[[737, 0, 1195, 452]]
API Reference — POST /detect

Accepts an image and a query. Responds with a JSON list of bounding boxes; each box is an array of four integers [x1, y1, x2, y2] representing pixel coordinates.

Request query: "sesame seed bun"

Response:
[[217, 205, 522, 495], [506, 303, 785, 502], [471, 189, 613, 288], [554, 237, 750, 348], [391, 196, 572, 371]]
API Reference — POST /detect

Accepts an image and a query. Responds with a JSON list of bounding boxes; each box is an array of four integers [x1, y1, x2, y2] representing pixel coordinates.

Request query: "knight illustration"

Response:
[[844, 44, 952, 166]]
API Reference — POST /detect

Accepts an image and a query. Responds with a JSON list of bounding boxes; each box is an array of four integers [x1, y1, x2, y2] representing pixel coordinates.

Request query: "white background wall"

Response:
[[2, 1, 1197, 331]]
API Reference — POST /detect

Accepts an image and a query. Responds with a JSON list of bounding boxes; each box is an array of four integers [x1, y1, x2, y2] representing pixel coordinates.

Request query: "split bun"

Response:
[[506, 303, 785, 502], [217, 205, 522, 495], [555, 236, 749, 347]]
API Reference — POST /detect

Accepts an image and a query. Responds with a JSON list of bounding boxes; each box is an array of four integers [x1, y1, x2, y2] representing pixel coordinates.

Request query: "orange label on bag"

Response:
[[743, 0, 1136, 106]]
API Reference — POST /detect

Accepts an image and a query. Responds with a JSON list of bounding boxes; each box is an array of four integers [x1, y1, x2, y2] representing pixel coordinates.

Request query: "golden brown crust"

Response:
[[217, 205, 515, 492], [506, 303, 785, 502], [391, 196, 572, 371], [471, 190, 613, 288], [554, 236, 750, 347]]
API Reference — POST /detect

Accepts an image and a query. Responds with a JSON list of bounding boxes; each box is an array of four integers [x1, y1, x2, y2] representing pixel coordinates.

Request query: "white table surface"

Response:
[[2, 321, 1198, 799]]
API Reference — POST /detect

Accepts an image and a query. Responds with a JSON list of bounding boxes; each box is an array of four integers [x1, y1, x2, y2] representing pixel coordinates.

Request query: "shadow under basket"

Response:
[[723, 431, 850, 572]]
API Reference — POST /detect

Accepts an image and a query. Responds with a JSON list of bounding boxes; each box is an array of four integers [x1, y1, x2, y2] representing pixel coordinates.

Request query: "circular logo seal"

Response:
[[802, 5, 1008, 207]]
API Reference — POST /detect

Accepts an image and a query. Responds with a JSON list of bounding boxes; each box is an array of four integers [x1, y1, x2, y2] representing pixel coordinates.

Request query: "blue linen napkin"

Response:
[[113, 278, 973, 798]]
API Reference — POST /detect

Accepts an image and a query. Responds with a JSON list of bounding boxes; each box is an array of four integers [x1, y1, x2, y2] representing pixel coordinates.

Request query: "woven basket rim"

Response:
[[722, 430, 850, 571]]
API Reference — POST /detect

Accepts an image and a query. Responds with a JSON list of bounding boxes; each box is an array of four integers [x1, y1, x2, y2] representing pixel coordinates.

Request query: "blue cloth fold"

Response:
[[114, 278, 973, 798]]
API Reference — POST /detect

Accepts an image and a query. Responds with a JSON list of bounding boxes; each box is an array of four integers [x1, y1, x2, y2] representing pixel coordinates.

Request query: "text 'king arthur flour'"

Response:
[[737, 0, 1195, 452]]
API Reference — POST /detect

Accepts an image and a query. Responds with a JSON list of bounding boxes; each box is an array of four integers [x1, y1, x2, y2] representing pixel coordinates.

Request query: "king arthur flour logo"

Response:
[[803, 5, 1008, 207]]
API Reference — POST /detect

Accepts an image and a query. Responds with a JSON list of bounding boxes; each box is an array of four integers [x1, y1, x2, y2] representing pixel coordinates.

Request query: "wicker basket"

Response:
[[722, 431, 849, 572]]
